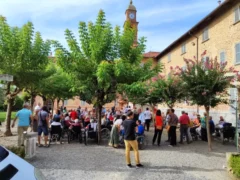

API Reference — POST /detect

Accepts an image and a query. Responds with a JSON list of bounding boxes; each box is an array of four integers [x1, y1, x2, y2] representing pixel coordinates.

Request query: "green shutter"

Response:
[[236, 43, 240, 63]]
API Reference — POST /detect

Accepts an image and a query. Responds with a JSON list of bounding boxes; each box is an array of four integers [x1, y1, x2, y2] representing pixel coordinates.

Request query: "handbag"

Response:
[[166, 125, 170, 131]]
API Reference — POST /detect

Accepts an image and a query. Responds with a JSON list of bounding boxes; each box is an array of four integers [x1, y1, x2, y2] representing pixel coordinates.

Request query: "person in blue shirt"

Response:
[[138, 109, 145, 125], [12, 103, 33, 146], [136, 120, 144, 136], [209, 116, 215, 135]]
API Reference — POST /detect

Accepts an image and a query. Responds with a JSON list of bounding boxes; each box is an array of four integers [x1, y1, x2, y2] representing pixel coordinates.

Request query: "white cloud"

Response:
[[0, 0, 117, 22], [0, 0, 218, 52]]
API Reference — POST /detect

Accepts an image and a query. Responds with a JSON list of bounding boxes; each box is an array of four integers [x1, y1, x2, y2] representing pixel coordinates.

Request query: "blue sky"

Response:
[[0, 0, 219, 52]]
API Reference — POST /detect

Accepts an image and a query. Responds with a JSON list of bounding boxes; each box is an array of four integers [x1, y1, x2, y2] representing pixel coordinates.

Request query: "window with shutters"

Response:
[[234, 6, 240, 23], [202, 27, 209, 42], [168, 53, 171, 62], [220, 51, 226, 67], [236, 43, 240, 64], [181, 43, 186, 54]]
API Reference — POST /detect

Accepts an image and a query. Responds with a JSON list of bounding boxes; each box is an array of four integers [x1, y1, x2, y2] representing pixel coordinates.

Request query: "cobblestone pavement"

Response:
[[23, 129, 236, 180]]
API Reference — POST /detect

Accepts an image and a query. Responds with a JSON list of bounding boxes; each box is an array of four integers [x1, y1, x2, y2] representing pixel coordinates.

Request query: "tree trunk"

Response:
[[51, 99, 54, 114], [30, 94, 35, 112], [4, 98, 14, 136], [205, 106, 212, 151], [57, 99, 60, 110], [97, 104, 102, 145], [41, 96, 47, 106], [150, 104, 156, 124]]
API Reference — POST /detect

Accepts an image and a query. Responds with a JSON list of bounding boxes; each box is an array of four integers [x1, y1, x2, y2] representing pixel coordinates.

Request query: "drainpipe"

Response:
[[188, 31, 199, 64]]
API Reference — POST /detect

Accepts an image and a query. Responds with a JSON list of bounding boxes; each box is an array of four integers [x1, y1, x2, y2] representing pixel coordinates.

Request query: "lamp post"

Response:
[[0, 74, 13, 130], [0, 74, 13, 83]]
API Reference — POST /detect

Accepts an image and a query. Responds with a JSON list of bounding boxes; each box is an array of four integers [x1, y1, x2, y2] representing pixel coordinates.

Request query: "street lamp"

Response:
[[0, 74, 13, 89], [0, 74, 13, 127], [0, 74, 13, 82]]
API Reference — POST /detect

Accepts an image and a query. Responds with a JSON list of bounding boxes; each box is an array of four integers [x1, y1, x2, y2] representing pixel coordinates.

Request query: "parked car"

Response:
[[0, 145, 46, 180]]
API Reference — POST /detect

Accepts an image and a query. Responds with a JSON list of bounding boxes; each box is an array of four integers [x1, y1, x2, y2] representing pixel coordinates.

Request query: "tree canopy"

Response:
[[180, 53, 234, 151], [53, 10, 161, 142], [0, 16, 51, 135]]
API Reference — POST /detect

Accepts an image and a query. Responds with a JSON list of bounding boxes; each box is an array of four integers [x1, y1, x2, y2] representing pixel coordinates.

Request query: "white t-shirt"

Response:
[[166, 114, 170, 122], [65, 116, 70, 121], [144, 110, 152, 120], [114, 119, 123, 126], [51, 122, 61, 126], [34, 105, 41, 111]]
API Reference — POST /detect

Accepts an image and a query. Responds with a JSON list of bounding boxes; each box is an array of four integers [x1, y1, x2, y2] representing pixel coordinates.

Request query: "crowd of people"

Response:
[[11, 102, 240, 168]]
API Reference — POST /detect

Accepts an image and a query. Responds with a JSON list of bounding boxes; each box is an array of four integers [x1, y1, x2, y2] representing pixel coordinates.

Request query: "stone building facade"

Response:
[[156, 0, 240, 124]]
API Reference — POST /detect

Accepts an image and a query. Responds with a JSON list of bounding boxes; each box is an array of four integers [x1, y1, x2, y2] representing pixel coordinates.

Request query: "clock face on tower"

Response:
[[129, 13, 135, 19]]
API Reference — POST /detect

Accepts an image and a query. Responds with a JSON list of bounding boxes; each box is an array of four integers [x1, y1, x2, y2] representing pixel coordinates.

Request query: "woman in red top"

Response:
[[152, 109, 163, 146]]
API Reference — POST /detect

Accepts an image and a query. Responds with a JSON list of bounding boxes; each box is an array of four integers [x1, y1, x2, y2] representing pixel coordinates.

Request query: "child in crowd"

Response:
[[136, 120, 144, 136]]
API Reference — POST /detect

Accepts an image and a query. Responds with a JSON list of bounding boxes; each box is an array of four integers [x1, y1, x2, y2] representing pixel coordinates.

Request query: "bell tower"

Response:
[[125, 0, 139, 46]]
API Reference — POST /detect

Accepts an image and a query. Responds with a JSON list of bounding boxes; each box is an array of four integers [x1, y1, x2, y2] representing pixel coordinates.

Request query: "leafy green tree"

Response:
[[24, 61, 56, 111], [38, 67, 76, 112], [0, 87, 4, 110], [181, 54, 233, 151], [0, 16, 51, 136], [122, 72, 183, 122], [156, 75, 185, 109], [53, 10, 160, 142]]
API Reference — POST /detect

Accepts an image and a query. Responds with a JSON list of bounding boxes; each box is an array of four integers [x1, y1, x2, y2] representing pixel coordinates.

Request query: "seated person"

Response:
[[83, 112, 91, 127], [69, 119, 81, 129], [86, 119, 98, 138], [50, 116, 62, 141], [62, 113, 71, 129], [136, 120, 144, 136], [87, 119, 97, 132], [215, 116, 225, 135], [101, 114, 107, 128], [108, 113, 114, 125], [190, 115, 201, 134], [53, 109, 62, 122], [209, 116, 215, 135]]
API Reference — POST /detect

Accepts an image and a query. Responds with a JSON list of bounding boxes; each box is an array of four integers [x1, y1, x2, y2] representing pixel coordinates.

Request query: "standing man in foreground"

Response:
[[12, 103, 33, 146], [123, 111, 143, 168], [37, 106, 50, 147], [179, 111, 190, 144], [168, 109, 178, 147]]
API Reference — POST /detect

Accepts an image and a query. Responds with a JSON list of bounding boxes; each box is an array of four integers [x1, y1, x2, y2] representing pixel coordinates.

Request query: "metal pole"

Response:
[[236, 107, 239, 152], [234, 79, 239, 152]]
